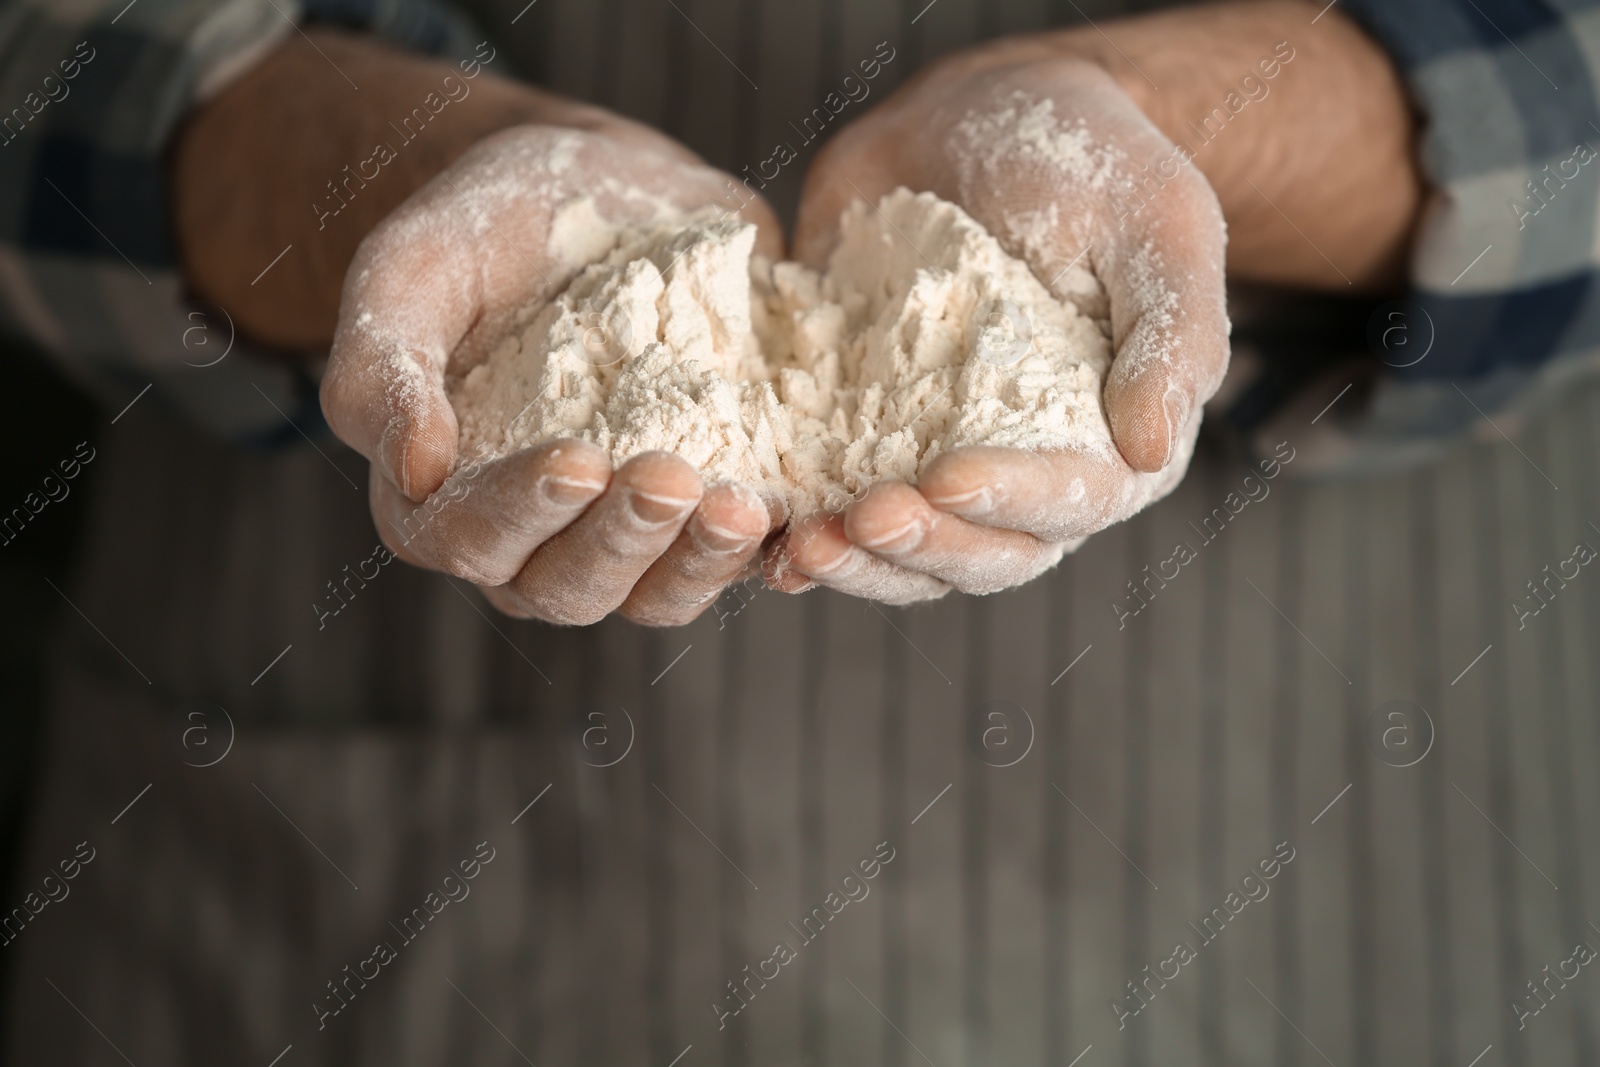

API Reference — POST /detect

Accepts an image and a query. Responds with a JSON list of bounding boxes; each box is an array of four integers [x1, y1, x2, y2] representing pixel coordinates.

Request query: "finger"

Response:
[[368, 462, 428, 570], [479, 581, 535, 619], [917, 445, 1142, 543], [774, 513, 950, 605], [504, 451, 702, 625], [369, 438, 611, 585], [321, 200, 482, 501], [760, 539, 819, 594], [619, 482, 774, 626], [940, 68, 1228, 475], [934, 61, 1227, 477], [1097, 154, 1230, 473], [323, 131, 787, 504], [844, 482, 1065, 594]]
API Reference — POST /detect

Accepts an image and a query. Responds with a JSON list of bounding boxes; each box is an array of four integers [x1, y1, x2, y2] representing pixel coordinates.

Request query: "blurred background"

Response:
[[2, 1, 1598, 1065]]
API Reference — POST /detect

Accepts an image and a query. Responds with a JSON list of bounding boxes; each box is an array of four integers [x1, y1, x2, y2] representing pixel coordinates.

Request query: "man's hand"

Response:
[[778, 56, 1225, 601], [325, 125, 788, 626], [775, 0, 1420, 603], [173, 32, 783, 626]]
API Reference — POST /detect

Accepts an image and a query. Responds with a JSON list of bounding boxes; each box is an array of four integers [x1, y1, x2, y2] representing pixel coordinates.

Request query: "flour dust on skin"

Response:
[[448, 186, 1193, 530]]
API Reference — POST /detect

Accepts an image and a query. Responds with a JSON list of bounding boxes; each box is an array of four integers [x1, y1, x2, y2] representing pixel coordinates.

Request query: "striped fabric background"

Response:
[[5, 1, 1600, 1066]]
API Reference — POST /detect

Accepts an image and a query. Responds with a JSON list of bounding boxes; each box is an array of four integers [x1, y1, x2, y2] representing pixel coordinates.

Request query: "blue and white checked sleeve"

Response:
[[1252, 0, 1600, 474], [0, 0, 483, 444]]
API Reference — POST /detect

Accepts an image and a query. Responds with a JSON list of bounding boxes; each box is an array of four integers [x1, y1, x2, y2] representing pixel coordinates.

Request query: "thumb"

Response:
[[1097, 169, 1229, 473], [320, 210, 482, 501]]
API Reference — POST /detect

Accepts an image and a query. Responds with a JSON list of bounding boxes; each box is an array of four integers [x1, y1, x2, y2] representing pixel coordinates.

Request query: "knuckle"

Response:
[[620, 595, 704, 628], [436, 549, 513, 587], [318, 366, 358, 430], [417, 525, 520, 584], [524, 597, 583, 626], [512, 574, 608, 627], [484, 590, 534, 620], [375, 525, 421, 569]]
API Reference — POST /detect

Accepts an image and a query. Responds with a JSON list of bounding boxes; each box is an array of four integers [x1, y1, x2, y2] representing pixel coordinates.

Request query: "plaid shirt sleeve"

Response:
[[1236, 0, 1600, 475], [0, 0, 483, 444]]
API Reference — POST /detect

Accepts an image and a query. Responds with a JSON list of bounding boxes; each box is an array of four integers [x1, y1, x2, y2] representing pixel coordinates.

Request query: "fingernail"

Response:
[[804, 542, 859, 576], [764, 540, 820, 592], [628, 488, 696, 525], [857, 517, 926, 552], [381, 416, 412, 497], [926, 486, 992, 516], [540, 475, 606, 506], [767, 536, 795, 573], [1162, 392, 1187, 467], [691, 518, 757, 554]]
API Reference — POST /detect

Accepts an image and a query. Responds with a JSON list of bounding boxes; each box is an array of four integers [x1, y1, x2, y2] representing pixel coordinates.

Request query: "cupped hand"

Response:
[[321, 119, 783, 625], [774, 49, 1228, 602]]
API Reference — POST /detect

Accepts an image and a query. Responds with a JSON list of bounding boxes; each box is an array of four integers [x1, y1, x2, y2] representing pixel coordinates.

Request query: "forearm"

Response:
[[1098, 2, 1422, 291], [948, 1, 1424, 291], [171, 31, 579, 350]]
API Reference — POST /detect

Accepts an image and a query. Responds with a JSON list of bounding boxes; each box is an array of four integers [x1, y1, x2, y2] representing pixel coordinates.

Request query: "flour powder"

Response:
[[449, 188, 1178, 524]]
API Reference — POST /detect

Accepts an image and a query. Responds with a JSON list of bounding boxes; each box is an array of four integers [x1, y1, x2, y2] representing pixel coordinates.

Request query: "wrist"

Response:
[[171, 31, 570, 350], [1000, 2, 1424, 291]]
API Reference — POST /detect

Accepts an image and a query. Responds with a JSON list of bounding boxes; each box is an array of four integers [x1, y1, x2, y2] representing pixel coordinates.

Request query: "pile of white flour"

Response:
[[450, 188, 1130, 519]]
